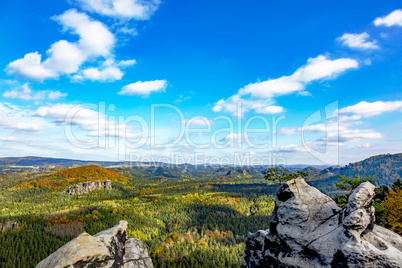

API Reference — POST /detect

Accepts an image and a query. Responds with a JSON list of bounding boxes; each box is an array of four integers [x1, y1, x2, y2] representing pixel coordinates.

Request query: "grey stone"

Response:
[[67, 180, 112, 195], [241, 178, 402, 268], [0, 221, 19, 232], [36, 220, 153, 268]]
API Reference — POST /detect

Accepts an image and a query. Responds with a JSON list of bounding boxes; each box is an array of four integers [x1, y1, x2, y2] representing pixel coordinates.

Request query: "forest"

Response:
[[0, 163, 401, 268], [0, 165, 278, 268]]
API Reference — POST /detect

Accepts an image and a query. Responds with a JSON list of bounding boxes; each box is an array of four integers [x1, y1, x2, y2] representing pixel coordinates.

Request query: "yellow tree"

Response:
[[383, 189, 402, 235]]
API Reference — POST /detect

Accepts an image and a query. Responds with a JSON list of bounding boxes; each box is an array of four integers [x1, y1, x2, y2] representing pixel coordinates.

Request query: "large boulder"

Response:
[[36, 220, 153, 268], [241, 178, 402, 268]]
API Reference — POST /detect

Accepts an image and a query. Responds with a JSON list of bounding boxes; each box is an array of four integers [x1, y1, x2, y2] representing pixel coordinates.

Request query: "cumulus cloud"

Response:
[[240, 55, 358, 98], [5, 52, 57, 81], [213, 55, 358, 117], [339, 100, 402, 117], [74, 66, 124, 82], [118, 80, 167, 96], [374, 9, 402, 27], [327, 129, 383, 143], [6, 9, 115, 81], [0, 103, 45, 132], [276, 100, 395, 147], [53, 9, 115, 56], [76, 0, 161, 20], [3, 84, 67, 100], [72, 58, 135, 82], [338, 32, 379, 50], [33, 103, 138, 138]]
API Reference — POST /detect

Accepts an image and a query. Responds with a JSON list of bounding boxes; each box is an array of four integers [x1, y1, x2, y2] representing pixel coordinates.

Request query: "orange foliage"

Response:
[[16, 165, 127, 190], [46, 216, 84, 226]]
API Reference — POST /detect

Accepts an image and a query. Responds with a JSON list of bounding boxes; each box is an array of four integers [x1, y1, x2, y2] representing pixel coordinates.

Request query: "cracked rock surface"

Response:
[[36, 220, 153, 268], [241, 178, 402, 268], [67, 180, 112, 195]]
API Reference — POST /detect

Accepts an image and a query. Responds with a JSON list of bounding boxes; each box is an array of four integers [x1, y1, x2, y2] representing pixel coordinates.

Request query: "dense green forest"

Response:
[[0, 166, 278, 268], [1, 153, 402, 267]]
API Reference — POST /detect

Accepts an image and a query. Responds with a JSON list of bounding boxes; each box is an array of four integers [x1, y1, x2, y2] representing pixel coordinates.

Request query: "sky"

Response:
[[0, 0, 401, 166]]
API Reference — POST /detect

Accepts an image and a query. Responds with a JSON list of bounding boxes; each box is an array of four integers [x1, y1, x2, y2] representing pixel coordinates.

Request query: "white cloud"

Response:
[[220, 133, 244, 145], [277, 100, 393, 146], [212, 93, 283, 117], [339, 100, 402, 117], [33, 103, 138, 138], [357, 143, 371, 148], [338, 32, 379, 50], [277, 127, 299, 136], [255, 105, 284, 114], [0, 136, 18, 142], [240, 55, 358, 98], [117, 59, 137, 67], [5, 52, 57, 81], [76, 0, 161, 20], [118, 80, 167, 96], [276, 144, 305, 153], [6, 9, 115, 81], [117, 25, 138, 36], [374, 9, 402, 27], [74, 66, 124, 82], [0, 103, 45, 132], [73, 58, 135, 82], [53, 9, 115, 56], [43, 40, 86, 74], [213, 55, 358, 117], [182, 118, 212, 127], [3, 84, 67, 100], [328, 129, 383, 143]]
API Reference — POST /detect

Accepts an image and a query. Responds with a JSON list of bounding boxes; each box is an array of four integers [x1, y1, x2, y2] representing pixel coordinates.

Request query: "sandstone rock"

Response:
[[0, 221, 18, 232], [67, 180, 112, 195], [36, 220, 153, 268], [241, 178, 402, 268], [104, 180, 112, 190]]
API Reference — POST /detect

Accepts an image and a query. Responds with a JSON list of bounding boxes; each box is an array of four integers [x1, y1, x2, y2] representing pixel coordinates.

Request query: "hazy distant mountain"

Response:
[[0, 156, 121, 167], [1, 153, 401, 186]]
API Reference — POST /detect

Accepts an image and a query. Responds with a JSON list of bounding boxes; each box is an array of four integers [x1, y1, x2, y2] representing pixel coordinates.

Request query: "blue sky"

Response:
[[0, 0, 401, 165]]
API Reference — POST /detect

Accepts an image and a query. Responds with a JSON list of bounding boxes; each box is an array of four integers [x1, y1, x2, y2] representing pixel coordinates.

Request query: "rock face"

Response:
[[0, 221, 19, 232], [241, 178, 402, 268], [36, 220, 153, 268], [67, 180, 112, 195]]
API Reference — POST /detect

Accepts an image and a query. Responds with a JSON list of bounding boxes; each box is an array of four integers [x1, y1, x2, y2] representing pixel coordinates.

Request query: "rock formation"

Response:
[[36, 220, 153, 268], [0, 221, 19, 232], [67, 180, 112, 195], [241, 178, 402, 268]]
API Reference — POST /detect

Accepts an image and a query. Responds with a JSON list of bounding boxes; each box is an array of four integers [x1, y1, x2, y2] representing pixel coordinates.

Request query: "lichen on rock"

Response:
[[241, 178, 402, 268], [36, 220, 153, 268]]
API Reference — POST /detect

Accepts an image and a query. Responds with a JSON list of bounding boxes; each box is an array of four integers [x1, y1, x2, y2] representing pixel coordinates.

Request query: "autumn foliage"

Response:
[[383, 189, 402, 235], [15, 165, 127, 190]]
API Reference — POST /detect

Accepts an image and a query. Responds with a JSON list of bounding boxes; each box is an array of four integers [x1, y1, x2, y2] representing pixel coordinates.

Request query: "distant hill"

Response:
[[0, 156, 122, 167], [15, 165, 127, 190], [3, 153, 402, 187], [308, 153, 402, 196], [339, 153, 402, 186], [301, 165, 342, 181]]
